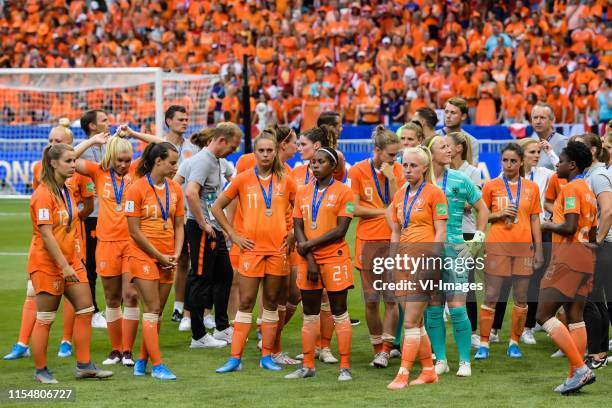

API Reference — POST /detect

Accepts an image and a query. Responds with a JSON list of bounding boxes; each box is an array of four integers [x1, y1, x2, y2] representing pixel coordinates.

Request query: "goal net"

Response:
[[0, 68, 218, 197]]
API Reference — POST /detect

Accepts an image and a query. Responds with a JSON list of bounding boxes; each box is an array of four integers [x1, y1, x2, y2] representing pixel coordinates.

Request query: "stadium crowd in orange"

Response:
[[0, 0, 610, 130]]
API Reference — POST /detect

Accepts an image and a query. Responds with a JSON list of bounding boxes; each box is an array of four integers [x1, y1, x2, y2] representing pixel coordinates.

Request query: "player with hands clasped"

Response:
[[125, 142, 184, 380], [285, 147, 356, 381]]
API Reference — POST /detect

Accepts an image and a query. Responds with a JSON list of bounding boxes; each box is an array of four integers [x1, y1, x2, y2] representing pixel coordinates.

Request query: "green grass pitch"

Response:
[[0, 198, 609, 408]]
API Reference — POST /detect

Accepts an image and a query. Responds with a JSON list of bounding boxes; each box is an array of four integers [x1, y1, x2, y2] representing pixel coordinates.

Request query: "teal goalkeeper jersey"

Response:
[[437, 169, 481, 244]]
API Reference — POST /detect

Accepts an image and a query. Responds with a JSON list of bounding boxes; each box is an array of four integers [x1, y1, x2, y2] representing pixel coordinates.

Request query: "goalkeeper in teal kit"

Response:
[[423, 135, 489, 378]]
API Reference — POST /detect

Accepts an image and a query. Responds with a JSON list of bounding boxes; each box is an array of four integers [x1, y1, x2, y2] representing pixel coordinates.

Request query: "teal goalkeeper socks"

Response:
[[425, 305, 446, 361], [394, 305, 404, 347], [450, 306, 472, 363]]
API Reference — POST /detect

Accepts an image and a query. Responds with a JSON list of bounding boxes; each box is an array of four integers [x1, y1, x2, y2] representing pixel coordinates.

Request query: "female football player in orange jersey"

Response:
[[4, 119, 94, 361], [285, 146, 355, 381], [475, 143, 544, 361], [348, 125, 403, 368], [490, 138, 556, 347], [288, 125, 346, 364], [386, 146, 448, 390], [422, 135, 488, 378], [227, 125, 299, 364], [213, 132, 297, 373], [74, 128, 162, 367], [28, 143, 112, 383], [537, 141, 598, 394], [126, 142, 184, 380]]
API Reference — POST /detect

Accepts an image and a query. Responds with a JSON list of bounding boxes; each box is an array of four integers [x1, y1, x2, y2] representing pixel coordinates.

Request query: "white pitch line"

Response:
[[0, 252, 28, 256], [0, 212, 29, 216]]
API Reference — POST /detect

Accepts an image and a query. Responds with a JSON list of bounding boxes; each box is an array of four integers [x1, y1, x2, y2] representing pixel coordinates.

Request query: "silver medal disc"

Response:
[[310, 222, 317, 230], [265, 209, 273, 217], [116, 204, 122, 211]]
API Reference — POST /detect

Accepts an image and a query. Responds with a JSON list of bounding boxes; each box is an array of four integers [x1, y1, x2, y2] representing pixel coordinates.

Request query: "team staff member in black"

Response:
[[79, 109, 110, 328], [185, 123, 243, 348]]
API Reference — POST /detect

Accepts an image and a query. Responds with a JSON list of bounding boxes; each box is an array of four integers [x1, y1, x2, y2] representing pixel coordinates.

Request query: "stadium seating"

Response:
[[0, 0, 609, 130]]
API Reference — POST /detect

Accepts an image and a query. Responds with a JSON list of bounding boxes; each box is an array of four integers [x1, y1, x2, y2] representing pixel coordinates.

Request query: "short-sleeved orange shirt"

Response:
[[27, 184, 79, 274], [550, 178, 597, 272], [349, 159, 404, 240], [545, 173, 567, 202], [293, 180, 354, 262], [482, 177, 541, 255], [235, 153, 256, 174], [125, 176, 185, 261], [390, 182, 448, 243], [79, 160, 137, 242], [291, 164, 313, 187], [224, 169, 296, 255]]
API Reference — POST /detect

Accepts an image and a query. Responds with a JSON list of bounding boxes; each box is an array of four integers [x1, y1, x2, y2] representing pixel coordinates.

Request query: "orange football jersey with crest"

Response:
[[390, 182, 448, 243], [79, 160, 138, 241], [27, 184, 79, 274], [224, 169, 297, 254], [349, 159, 405, 240], [125, 176, 185, 260], [293, 180, 354, 262]]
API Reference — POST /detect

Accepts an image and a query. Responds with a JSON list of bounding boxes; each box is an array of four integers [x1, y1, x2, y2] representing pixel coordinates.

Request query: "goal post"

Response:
[[0, 68, 218, 197]]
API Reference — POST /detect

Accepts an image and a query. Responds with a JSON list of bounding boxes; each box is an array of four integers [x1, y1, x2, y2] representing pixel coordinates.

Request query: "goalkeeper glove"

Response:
[[456, 230, 486, 259]]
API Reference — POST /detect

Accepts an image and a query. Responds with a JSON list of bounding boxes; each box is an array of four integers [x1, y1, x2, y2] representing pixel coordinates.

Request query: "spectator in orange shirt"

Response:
[[573, 83, 596, 125], [501, 83, 526, 124], [383, 68, 405, 95], [546, 85, 571, 124], [376, 37, 395, 73], [475, 71, 499, 125], [357, 86, 381, 125], [340, 87, 358, 125], [525, 74, 548, 102], [440, 32, 467, 59], [457, 69, 479, 123], [436, 65, 457, 108], [571, 58, 597, 90]]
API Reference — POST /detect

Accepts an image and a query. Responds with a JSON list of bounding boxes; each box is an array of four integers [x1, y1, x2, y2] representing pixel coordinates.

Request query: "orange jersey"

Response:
[[550, 178, 597, 273], [482, 177, 541, 255], [390, 183, 448, 243], [125, 176, 185, 260], [27, 184, 79, 274], [349, 159, 404, 240], [224, 169, 297, 254], [545, 173, 567, 202], [293, 180, 354, 262], [233, 153, 292, 234], [33, 161, 94, 205], [235, 153, 257, 174], [551, 178, 597, 245], [291, 163, 313, 187], [79, 160, 137, 241]]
